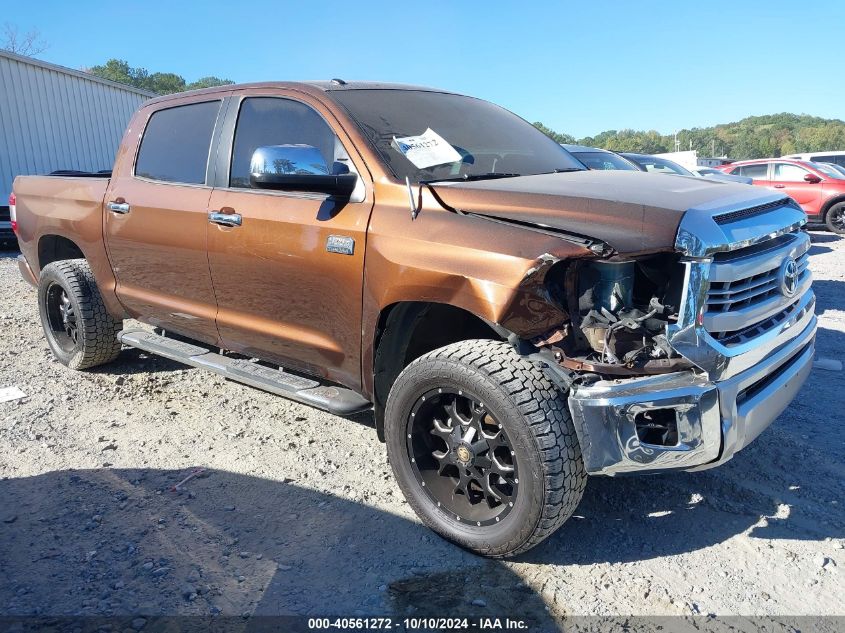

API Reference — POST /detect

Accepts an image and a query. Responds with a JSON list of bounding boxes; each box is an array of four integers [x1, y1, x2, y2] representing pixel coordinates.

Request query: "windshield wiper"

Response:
[[421, 172, 521, 185]]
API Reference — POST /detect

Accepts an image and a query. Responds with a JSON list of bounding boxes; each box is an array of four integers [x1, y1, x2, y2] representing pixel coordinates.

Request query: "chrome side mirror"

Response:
[[249, 145, 357, 197]]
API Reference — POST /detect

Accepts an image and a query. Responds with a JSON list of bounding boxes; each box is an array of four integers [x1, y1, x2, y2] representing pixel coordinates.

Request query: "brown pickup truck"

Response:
[[13, 81, 816, 557]]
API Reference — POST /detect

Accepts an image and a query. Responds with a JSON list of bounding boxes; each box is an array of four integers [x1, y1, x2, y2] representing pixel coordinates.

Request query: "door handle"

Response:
[[773, 184, 786, 188], [208, 211, 242, 227], [107, 201, 131, 214]]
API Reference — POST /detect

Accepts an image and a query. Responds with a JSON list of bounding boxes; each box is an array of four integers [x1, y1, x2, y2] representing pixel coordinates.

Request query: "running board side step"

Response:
[[118, 329, 371, 416]]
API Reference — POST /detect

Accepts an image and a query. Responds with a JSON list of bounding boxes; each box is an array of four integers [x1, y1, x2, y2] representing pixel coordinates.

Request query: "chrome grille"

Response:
[[707, 251, 809, 313], [669, 195, 814, 382], [703, 231, 811, 341]]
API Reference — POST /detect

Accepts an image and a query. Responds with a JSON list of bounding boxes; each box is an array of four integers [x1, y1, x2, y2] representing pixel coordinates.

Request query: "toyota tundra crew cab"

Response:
[[12, 82, 815, 557]]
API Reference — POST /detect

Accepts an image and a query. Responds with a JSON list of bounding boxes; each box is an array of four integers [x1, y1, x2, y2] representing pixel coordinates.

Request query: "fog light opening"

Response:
[[635, 408, 679, 447]]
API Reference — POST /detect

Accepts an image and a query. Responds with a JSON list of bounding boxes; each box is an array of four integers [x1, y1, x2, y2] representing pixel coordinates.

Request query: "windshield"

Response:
[[814, 162, 845, 179], [572, 151, 639, 171], [330, 90, 584, 183], [626, 155, 694, 176]]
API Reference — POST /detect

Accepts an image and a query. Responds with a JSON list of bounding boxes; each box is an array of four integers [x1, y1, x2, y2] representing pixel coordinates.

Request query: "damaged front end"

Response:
[[520, 251, 726, 475], [533, 253, 692, 377], [523, 198, 815, 476]]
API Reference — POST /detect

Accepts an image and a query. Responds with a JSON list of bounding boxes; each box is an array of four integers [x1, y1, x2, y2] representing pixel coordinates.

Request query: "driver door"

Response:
[[206, 93, 373, 390]]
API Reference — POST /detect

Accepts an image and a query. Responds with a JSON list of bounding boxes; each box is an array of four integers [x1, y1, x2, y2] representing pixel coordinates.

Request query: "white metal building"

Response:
[[0, 49, 155, 206]]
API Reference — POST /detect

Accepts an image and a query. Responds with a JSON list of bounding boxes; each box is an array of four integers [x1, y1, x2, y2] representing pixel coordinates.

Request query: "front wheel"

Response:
[[825, 202, 845, 235], [38, 260, 123, 370], [384, 339, 586, 557]]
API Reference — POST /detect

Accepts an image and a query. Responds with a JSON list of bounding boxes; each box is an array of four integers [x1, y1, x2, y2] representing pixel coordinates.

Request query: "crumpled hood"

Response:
[[430, 170, 783, 254]]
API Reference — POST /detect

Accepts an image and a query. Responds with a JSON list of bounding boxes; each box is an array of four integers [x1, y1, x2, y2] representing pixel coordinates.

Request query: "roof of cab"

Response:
[[143, 80, 455, 106]]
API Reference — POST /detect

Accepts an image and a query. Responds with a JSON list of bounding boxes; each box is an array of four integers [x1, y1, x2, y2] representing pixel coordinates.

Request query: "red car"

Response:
[[719, 158, 845, 233]]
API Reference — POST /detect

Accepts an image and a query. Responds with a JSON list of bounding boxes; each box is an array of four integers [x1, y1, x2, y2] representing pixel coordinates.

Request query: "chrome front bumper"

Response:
[[563, 311, 816, 476]]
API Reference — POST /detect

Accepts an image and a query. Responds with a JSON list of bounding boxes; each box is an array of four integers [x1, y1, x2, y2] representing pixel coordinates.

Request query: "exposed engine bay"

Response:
[[536, 254, 694, 376]]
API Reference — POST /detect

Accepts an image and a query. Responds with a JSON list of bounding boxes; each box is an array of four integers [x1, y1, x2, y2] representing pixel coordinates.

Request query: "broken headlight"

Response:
[[570, 254, 685, 368]]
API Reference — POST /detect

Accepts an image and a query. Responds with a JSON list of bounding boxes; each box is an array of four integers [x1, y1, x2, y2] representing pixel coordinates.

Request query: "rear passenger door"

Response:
[[104, 98, 228, 344], [205, 92, 373, 390]]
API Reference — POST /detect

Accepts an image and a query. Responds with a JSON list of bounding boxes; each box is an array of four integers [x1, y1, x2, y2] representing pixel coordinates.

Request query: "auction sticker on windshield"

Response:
[[391, 128, 462, 169]]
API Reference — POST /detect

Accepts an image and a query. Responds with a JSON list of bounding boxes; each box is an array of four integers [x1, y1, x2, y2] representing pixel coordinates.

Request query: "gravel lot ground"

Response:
[[0, 231, 843, 629]]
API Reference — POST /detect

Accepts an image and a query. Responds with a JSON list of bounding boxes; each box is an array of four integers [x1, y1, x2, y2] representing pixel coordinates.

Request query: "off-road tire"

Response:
[[825, 201, 845, 235], [385, 339, 586, 557], [38, 260, 122, 370]]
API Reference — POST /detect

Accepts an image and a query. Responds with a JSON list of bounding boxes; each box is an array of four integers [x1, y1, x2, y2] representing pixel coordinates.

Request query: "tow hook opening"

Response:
[[634, 408, 680, 447]]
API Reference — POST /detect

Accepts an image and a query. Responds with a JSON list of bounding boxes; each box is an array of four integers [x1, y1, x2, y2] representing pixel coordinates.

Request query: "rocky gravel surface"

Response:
[[0, 232, 843, 629]]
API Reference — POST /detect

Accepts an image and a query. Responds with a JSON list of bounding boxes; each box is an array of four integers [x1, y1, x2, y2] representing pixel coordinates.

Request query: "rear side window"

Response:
[[736, 163, 769, 179], [229, 97, 347, 188], [135, 101, 221, 184]]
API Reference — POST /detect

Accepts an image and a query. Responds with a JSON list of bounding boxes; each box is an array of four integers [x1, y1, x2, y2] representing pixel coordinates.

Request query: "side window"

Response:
[[230, 97, 349, 188], [738, 163, 769, 179], [135, 101, 221, 184], [773, 163, 809, 182], [812, 155, 845, 168]]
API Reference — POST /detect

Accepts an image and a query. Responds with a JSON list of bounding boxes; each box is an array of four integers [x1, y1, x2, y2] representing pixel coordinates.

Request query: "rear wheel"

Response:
[[385, 339, 586, 557], [825, 202, 845, 235], [38, 260, 123, 369]]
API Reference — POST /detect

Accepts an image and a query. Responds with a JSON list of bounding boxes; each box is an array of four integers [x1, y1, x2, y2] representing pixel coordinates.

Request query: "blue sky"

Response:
[[6, 2, 844, 138]]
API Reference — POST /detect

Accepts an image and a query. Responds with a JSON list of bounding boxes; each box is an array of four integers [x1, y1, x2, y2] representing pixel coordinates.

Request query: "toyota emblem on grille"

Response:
[[779, 257, 799, 298]]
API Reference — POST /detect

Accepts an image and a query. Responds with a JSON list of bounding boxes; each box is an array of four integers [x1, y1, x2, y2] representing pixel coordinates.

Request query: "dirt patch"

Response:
[[0, 233, 843, 622]]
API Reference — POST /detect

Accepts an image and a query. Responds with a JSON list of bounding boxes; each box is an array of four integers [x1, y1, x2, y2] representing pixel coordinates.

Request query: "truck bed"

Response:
[[13, 173, 120, 313]]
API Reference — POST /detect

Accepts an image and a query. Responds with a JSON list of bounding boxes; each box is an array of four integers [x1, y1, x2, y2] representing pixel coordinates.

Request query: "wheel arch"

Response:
[[822, 194, 845, 218], [37, 234, 85, 270], [371, 301, 506, 440], [32, 234, 125, 319]]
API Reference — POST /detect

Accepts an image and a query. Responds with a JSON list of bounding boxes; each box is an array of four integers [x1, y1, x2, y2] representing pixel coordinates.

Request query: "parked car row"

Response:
[[562, 144, 753, 184]]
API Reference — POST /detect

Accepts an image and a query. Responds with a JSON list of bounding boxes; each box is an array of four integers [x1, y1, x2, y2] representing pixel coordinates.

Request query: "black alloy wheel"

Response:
[[37, 260, 123, 369], [44, 282, 79, 353], [385, 339, 587, 557], [826, 202, 845, 235], [407, 388, 518, 527]]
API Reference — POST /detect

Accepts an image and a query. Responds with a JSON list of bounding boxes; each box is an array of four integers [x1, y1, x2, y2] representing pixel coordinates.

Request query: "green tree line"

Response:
[[83, 60, 845, 158], [86, 59, 233, 95], [535, 113, 845, 160]]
